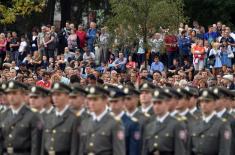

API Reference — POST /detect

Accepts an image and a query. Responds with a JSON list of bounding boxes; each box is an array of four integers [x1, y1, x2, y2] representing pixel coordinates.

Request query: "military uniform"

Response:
[[0, 81, 42, 155], [79, 86, 126, 155], [142, 89, 187, 155], [41, 82, 79, 155], [189, 89, 232, 155], [108, 86, 141, 155], [139, 82, 157, 116]]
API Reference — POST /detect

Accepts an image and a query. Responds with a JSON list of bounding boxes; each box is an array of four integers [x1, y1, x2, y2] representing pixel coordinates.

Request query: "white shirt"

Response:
[[40, 108, 46, 114], [141, 104, 153, 113], [55, 105, 69, 116], [157, 112, 169, 123], [116, 111, 125, 120], [11, 104, 24, 115], [178, 109, 189, 116], [189, 107, 197, 115], [216, 108, 227, 118], [93, 108, 108, 122], [126, 108, 138, 117], [170, 110, 178, 117], [46, 106, 54, 114], [203, 111, 216, 123], [18, 41, 27, 53]]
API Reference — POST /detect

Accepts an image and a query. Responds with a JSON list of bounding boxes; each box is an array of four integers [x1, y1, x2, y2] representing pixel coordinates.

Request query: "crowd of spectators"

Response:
[[0, 21, 234, 90]]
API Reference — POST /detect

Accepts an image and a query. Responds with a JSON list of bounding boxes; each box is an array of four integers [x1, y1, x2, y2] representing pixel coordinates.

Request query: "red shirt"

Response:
[[164, 35, 178, 52], [76, 30, 87, 48], [36, 80, 51, 89]]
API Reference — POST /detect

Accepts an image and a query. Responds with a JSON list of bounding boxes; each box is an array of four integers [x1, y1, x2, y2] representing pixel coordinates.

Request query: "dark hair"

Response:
[[70, 74, 80, 84]]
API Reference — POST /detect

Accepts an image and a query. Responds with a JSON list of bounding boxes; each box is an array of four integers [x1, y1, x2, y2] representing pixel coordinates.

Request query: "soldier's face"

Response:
[[87, 97, 106, 114], [215, 99, 226, 111], [29, 96, 44, 110], [52, 92, 69, 108], [7, 91, 25, 106], [110, 99, 124, 115], [153, 101, 168, 116], [200, 100, 214, 115], [124, 97, 137, 111], [176, 99, 187, 111], [168, 99, 177, 112], [69, 95, 85, 110], [188, 97, 197, 109], [140, 91, 152, 105]]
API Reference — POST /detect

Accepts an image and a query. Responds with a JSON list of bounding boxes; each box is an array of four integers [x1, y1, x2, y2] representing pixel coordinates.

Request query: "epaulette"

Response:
[[144, 113, 150, 118], [31, 108, 38, 113], [114, 116, 121, 122], [181, 116, 187, 121], [131, 117, 138, 122], [221, 118, 227, 122], [175, 117, 183, 121], [76, 112, 80, 117]]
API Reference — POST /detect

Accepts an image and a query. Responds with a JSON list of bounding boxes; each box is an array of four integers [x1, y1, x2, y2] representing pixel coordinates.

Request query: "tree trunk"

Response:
[[60, 0, 72, 28]]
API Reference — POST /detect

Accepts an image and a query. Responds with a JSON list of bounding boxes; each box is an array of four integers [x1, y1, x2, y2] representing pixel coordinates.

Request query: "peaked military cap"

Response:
[[70, 84, 87, 97], [122, 86, 140, 96], [86, 86, 109, 98], [199, 89, 217, 101], [29, 86, 50, 97], [184, 86, 199, 97], [163, 87, 183, 99], [152, 89, 172, 102], [176, 88, 192, 99], [212, 87, 233, 99], [139, 82, 157, 92], [51, 82, 72, 94], [108, 87, 126, 101], [5, 80, 28, 92]]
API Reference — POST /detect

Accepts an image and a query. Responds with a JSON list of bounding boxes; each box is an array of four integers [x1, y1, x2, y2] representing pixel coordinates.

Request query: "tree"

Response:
[[184, 0, 235, 28], [0, 0, 46, 24], [107, 0, 187, 48]]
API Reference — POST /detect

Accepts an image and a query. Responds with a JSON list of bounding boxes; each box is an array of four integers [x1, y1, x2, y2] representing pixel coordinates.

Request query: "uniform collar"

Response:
[[116, 111, 125, 119], [77, 108, 85, 116], [55, 105, 69, 116], [40, 108, 46, 114], [126, 108, 138, 117], [216, 108, 227, 118], [189, 107, 197, 114], [178, 109, 189, 116], [11, 104, 24, 115], [93, 108, 108, 122], [141, 104, 153, 113], [170, 110, 178, 117], [46, 106, 54, 114], [157, 112, 169, 123], [203, 111, 216, 123]]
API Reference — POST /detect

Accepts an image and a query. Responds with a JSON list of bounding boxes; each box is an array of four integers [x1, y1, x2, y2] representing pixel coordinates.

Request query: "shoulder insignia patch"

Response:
[[221, 118, 227, 122], [31, 108, 38, 113], [144, 113, 150, 118], [131, 117, 138, 122]]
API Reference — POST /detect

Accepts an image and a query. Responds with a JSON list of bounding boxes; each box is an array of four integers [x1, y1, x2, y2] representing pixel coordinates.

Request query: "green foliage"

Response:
[[0, 0, 46, 24], [106, 0, 187, 47], [184, 0, 235, 28]]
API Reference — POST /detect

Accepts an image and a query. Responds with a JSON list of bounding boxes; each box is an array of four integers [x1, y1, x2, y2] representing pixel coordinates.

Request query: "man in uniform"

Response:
[[142, 89, 187, 155], [28, 86, 51, 123], [108, 86, 141, 155], [0, 80, 42, 155], [41, 82, 79, 155], [189, 89, 231, 155], [123, 86, 151, 128], [139, 82, 156, 116], [69, 83, 90, 124], [78, 86, 126, 155], [184, 86, 201, 119]]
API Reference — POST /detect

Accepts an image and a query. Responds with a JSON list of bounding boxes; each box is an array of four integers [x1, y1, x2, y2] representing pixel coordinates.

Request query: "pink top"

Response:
[[0, 39, 7, 52]]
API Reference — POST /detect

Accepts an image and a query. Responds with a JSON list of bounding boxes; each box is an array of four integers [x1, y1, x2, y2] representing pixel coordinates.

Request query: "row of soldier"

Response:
[[0, 80, 234, 155]]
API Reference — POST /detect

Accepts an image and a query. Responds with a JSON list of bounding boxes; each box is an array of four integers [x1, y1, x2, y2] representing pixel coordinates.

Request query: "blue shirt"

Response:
[[150, 61, 164, 72], [204, 32, 219, 43], [178, 36, 191, 54]]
